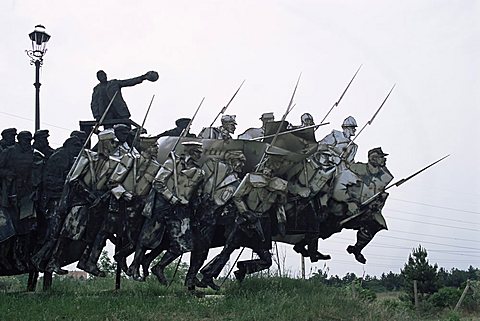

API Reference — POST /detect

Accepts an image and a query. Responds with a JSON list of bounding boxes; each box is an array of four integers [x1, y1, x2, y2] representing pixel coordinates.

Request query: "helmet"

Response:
[[301, 113, 314, 125], [221, 115, 237, 125], [342, 116, 357, 127]]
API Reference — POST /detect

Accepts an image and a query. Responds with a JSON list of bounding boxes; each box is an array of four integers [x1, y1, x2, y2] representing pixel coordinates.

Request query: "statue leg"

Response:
[[77, 230, 109, 277], [346, 225, 380, 264], [185, 223, 215, 290], [150, 250, 180, 286], [45, 237, 70, 275], [306, 235, 331, 262], [235, 248, 272, 282]]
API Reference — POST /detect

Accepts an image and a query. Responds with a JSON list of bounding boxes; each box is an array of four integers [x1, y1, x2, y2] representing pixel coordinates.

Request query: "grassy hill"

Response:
[[0, 276, 478, 321]]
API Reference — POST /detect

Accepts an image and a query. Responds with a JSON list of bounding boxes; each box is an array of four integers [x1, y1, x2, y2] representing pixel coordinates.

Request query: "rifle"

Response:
[[209, 80, 245, 127], [317, 65, 362, 127], [339, 154, 450, 226], [339, 84, 395, 159], [256, 73, 301, 170], [66, 91, 119, 182], [130, 94, 155, 184], [170, 97, 205, 196]]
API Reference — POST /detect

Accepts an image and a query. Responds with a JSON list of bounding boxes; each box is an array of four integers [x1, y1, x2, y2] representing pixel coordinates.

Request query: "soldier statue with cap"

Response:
[[158, 118, 195, 138], [46, 129, 118, 275], [198, 115, 237, 140], [325, 147, 393, 264], [0, 131, 35, 270], [185, 150, 246, 291], [32, 130, 55, 220], [238, 112, 275, 140], [90, 69, 159, 122], [128, 141, 204, 283], [318, 116, 358, 166], [31, 136, 83, 271], [77, 124, 139, 276], [199, 154, 287, 290], [0, 128, 17, 152], [286, 149, 336, 262]]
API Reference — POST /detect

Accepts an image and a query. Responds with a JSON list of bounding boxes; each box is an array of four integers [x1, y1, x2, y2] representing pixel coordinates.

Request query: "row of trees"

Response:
[[312, 245, 479, 308]]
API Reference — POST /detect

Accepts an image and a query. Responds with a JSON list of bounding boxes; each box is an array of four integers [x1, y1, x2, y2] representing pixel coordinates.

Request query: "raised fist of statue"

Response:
[[144, 71, 159, 82]]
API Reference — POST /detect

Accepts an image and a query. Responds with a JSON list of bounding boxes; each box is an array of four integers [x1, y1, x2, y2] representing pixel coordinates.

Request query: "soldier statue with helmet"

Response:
[[199, 115, 237, 140], [318, 116, 358, 166]]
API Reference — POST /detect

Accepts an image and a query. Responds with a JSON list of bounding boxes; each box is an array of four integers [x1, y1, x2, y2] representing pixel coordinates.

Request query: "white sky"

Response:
[[1, 0, 479, 278]]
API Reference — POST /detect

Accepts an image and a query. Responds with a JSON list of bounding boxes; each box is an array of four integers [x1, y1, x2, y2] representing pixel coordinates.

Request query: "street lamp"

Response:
[[26, 25, 50, 131]]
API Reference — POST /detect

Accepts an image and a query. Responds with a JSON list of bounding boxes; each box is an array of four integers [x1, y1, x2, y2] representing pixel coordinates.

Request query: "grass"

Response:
[[0, 276, 478, 321]]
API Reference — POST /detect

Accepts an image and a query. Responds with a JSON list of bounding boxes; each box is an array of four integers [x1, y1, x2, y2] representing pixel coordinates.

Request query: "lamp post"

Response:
[[26, 25, 50, 131]]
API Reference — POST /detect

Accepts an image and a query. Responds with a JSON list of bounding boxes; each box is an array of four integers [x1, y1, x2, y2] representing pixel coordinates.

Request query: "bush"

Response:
[[428, 287, 462, 308]]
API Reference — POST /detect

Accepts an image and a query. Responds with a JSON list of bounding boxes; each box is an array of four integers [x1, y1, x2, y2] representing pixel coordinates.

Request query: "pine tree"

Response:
[[401, 245, 439, 304]]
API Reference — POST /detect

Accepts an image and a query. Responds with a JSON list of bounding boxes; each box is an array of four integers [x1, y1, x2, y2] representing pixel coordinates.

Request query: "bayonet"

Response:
[[209, 80, 245, 127], [318, 65, 362, 126], [339, 84, 395, 158]]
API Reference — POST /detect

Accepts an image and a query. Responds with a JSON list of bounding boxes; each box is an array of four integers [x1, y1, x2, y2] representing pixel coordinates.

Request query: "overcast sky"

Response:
[[1, 0, 479, 278]]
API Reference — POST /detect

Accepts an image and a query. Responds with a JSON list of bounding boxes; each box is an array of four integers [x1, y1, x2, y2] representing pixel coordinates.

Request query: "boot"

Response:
[[307, 238, 331, 262], [151, 251, 178, 286], [346, 245, 366, 264]]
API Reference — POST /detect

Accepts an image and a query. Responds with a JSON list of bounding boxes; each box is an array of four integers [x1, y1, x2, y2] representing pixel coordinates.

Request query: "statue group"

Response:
[[0, 69, 444, 292]]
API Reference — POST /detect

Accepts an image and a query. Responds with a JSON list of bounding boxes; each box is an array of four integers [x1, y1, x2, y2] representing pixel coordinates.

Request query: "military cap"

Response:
[[139, 136, 159, 149], [34, 129, 50, 139], [368, 147, 388, 158], [176, 118, 191, 127], [98, 128, 116, 141], [224, 150, 246, 161], [181, 141, 203, 150], [1, 128, 17, 137], [113, 124, 131, 131], [63, 136, 82, 147], [221, 115, 237, 125], [260, 112, 274, 121], [70, 130, 87, 139], [17, 131, 33, 140]]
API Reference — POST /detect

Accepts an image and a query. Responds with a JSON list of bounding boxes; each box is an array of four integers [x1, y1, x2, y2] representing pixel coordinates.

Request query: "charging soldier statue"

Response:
[[31, 136, 82, 271], [45, 129, 117, 274], [185, 150, 246, 291], [199, 154, 287, 290], [238, 112, 275, 140], [77, 124, 138, 276], [286, 149, 336, 262], [198, 115, 237, 140], [111, 136, 161, 273], [318, 116, 358, 166], [0, 128, 17, 152], [322, 147, 393, 264], [128, 141, 204, 283]]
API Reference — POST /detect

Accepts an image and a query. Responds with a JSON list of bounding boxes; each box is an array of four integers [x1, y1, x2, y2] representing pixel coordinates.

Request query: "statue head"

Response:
[[96, 70, 107, 83], [301, 113, 314, 127], [1, 128, 17, 146], [260, 112, 275, 128], [221, 115, 237, 134], [70, 130, 87, 145], [113, 124, 131, 144], [63, 136, 82, 157], [342, 116, 357, 138], [97, 129, 116, 156], [225, 150, 246, 173], [182, 141, 203, 161], [33, 129, 50, 149], [368, 147, 388, 167], [17, 131, 33, 150], [175, 118, 191, 129]]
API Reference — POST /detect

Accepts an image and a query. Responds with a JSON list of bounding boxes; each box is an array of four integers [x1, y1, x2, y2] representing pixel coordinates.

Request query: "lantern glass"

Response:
[[29, 25, 50, 55]]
